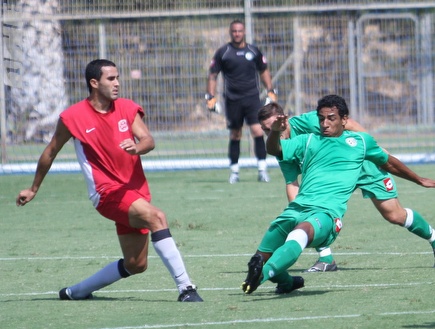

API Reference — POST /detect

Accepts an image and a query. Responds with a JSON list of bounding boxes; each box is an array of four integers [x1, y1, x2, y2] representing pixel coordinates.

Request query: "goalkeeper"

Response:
[[206, 19, 277, 184]]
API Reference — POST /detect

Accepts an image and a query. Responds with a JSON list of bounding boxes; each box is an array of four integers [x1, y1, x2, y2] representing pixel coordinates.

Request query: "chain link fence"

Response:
[[1, 0, 435, 172]]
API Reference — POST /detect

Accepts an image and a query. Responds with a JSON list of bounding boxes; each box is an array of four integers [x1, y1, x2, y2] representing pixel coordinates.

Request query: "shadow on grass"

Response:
[[0, 296, 177, 303], [233, 289, 329, 301], [402, 323, 435, 328], [287, 265, 432, 273]]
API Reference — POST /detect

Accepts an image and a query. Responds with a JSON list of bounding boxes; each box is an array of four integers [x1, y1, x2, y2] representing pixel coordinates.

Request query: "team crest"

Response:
[[345, 137, 357, 147], [118, 119, 128, 132], [245, 52, 254, 61]]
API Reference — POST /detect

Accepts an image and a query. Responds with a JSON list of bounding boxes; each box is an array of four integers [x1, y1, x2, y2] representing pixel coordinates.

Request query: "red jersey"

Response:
[[60, 98, 151, 207]]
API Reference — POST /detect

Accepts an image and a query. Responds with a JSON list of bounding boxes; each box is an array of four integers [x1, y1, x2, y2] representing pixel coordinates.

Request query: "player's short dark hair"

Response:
[[316, 94, 349, 118], [85, 59, 116, 93], [229, 19, 245, 29], [258, 102, 285, 123]]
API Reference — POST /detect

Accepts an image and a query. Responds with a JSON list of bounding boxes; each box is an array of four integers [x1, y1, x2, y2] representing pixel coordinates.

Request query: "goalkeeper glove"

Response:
[[265, 89, 278, 105], [205, 93, 217, 112]]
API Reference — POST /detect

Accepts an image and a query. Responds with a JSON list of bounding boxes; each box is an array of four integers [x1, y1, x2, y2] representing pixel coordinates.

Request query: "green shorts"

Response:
[[356, 164, 398, 200], [258, 204, 342, 253]]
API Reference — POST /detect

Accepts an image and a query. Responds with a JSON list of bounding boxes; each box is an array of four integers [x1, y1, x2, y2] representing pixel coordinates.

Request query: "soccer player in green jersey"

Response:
[[280, 108, 435, 272], [241, 96, 435, 295]]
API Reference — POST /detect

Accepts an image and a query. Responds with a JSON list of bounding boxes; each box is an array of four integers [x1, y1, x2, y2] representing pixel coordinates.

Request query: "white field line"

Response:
[[0, 250, 432, 261], [1, 280, 433, 298], [92, 310, 435, 329], [1, 252, 433, 328]]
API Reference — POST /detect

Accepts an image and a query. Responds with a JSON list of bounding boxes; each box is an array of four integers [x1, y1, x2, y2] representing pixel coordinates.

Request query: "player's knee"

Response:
[[153, 209, 168, 229], [383, 212, 406, 225], [134, 206, 168, 232], [124, 258, 148, 274]]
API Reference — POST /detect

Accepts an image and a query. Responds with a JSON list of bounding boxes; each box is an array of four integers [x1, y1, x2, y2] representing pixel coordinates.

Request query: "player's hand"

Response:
[[120, 138, 138, 155], [265, 89, 278, 105], [267, 91, 278, 102], [271, 114, 289, 132], [206, 97, 217, 112], [418, 177, 435, 188], [16, 189, 36, 206]]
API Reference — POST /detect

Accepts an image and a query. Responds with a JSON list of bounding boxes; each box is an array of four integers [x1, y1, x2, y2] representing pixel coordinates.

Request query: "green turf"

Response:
[[1, 166, 435, 329], [3, 128, 435, 163]]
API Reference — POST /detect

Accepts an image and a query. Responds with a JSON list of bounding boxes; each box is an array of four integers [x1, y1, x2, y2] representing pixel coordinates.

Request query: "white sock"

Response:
[[153, 237, 192, 293], [286, 229, 308, 249], [319, 247, 332, 257], [429, 228, 435, 244], [403, 208, 414, 228], [230, 163, 239, 173], [69, 260, 124, 299], [258, 159, 267, 172]]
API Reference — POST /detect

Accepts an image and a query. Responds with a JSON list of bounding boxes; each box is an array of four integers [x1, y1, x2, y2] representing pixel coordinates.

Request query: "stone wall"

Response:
[[10, 0, 67, 142]]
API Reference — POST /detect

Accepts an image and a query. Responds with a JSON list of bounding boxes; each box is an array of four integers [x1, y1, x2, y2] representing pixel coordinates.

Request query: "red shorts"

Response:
[[96, 186, 150, 235]]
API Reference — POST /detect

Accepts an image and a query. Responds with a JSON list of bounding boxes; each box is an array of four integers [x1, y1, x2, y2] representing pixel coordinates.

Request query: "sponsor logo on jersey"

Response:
[[118, 119, 128, 132], [345, 137, 357, 147], [383, 177, 394, 191], [85, 128, 95, 133], [245, 52, 254, 61]]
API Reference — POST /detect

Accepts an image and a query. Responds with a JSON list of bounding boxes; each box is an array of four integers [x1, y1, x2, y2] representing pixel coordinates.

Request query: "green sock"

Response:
[[318, 255, 334, 263], [269, 271, 294, 290], [269, 270, 293, 285], [406, 209, 432, 240], [261, 240, 302, 283]]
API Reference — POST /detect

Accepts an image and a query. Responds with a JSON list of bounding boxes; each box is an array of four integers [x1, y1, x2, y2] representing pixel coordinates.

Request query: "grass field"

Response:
[[1, 166, 435, 329], [4, 127, 435, 164]]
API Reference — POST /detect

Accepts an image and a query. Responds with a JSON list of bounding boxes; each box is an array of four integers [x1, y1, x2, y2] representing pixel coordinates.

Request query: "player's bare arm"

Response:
[[259, 69, 273, 91], [265, 115, 288, 157], [120, 113, 155, 156], [345, 118, 367, 132], [286, 180, 300, 202], [16, 119, 72, 206], [205, 72, 219, 111], [206, 72, 218, 95], [380, 154, 435, 188]]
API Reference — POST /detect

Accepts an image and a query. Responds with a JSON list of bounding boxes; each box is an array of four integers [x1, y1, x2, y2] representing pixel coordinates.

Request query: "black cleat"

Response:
[[241, 254, 264, 294], [59, 287, 93, 300], [304, 260, 337, 272], [177, 285, 203, 302], [275, 276, 305, 294]]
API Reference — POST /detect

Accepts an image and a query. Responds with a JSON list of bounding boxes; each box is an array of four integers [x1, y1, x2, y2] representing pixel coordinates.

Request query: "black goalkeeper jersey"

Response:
[[209, 42, 268, 101]]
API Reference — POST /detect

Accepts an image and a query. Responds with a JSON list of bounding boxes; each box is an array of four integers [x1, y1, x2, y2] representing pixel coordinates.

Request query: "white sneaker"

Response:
[[304, 260, 338, 272], [229, 172, 239, 184], [258, 170, 270, 183]]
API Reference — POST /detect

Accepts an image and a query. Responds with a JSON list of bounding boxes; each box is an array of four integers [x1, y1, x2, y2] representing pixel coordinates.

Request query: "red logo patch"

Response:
[[383, 178, 394, 191], [334, 218, 343, 233]]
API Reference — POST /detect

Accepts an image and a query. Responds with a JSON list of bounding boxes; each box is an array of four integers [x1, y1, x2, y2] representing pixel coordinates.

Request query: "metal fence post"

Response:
[[0, 1, 7, 164], [244, 0, 253, 44]]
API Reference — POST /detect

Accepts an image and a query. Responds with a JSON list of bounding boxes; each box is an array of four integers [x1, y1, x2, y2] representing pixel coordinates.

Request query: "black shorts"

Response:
[[225, 96, 263, 129]]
